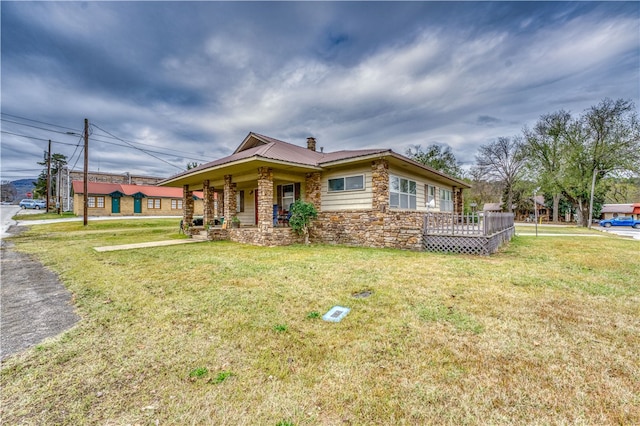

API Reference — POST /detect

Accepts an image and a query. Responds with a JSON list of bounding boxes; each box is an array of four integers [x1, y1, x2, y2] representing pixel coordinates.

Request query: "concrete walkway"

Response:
[[517, 233, 604, 237], [93, 239, 204, 252]]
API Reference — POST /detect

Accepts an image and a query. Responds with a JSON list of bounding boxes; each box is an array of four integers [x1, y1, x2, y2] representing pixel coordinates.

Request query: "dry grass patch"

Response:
[[1, 221, 639, 425]]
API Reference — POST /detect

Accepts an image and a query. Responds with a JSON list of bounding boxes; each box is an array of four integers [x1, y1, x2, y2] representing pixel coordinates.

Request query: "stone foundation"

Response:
[[228, 227, 303, 246], [310, 210, 425, 251]]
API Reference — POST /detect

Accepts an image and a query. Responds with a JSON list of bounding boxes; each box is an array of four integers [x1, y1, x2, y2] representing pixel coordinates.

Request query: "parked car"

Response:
[[18, 199, 46, 209], [599, 217, 640, 229]]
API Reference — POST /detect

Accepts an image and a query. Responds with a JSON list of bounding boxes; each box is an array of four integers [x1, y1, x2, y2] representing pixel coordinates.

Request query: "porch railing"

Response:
[[424, 212, 514, 236], [423, 212, 515, 255]]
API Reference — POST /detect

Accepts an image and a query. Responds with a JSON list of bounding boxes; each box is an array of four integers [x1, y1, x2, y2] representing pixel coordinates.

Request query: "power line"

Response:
[[0, 130, 80, 146], [2, 112, 215, 161], [90, 123, 184, 171], [0, 112, 82, 133]]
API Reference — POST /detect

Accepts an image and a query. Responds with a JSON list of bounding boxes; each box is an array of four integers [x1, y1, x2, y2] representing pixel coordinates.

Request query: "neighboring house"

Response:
[[483, 203, 502, 212], [600, 203, 640, 220], [72, 181, 204, 217], [160, 132, 471, 250], [531, 195, 549, 222]]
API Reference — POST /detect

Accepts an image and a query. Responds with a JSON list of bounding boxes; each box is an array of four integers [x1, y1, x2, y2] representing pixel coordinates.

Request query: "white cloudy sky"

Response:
[[1, 1, 638, 180]]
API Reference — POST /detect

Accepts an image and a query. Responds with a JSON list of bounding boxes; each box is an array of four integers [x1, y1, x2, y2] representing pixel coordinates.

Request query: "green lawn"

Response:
[[1, 220, 638, 425]]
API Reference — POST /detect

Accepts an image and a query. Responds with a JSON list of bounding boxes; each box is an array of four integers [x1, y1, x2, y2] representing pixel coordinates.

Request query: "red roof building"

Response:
[[71, 181, 205, 217]]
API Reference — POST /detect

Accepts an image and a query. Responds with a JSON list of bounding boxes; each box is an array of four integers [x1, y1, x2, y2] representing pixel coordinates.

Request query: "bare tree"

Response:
[[475, 136, 527, 212]]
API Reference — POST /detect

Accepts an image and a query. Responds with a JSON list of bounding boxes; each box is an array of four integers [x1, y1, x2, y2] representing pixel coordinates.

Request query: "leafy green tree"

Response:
[[34, 152, 67, 199], [288, 199, 318, 245], [186, 161, 200, 170], [560, 99, 639, 226], [405, 144, 463, 178], [523, 111, 571, 222], [522, 98, 640, 226], [602, 177, 640, 203]]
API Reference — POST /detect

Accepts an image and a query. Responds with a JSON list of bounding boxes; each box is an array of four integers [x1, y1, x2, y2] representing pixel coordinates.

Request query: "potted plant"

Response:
[[231, 216, 241, 228]]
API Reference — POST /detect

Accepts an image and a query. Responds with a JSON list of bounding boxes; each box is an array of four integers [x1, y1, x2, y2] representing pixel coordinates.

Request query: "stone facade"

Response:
[[227, 227, 303, 246], [203, 180, 214, 226], [371, 159, 389, 213], [454, 187, 464, 214], [183, 185, 194, 226], [224, 175, 237, 220], [258, 167, 274, 231], [310, 210, 424, 251], [304, 172, 321, 209]]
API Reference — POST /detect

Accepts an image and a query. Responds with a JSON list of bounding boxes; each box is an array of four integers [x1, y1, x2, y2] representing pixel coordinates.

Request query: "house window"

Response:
[[389, 175, 417, 209], [328, 175, 364, 192], [87, 196, 105, 208], [426, 185, 436, 208], [440, 189, 453, 212], [171, 199, 183, 210], [147, 198, 161, 209], [282, 184, 295, 211]]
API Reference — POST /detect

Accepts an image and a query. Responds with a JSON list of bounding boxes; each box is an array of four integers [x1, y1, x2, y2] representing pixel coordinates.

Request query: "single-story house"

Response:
[[600, 203, 640, 220], [160, 132, 471, 250], [483, 203, 502, 212], [72, 181, 204, 217]]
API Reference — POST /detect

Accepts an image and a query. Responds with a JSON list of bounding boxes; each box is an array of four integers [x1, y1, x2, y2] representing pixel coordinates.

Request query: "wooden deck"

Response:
[[423, 212, 515, 255]]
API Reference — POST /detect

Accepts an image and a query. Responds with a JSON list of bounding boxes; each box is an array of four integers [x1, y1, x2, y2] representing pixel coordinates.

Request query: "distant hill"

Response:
[[12, 178, 37, 201]]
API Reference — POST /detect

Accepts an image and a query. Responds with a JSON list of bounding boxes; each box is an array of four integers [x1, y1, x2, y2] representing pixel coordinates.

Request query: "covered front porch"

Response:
[[180, 165, 321, 246]]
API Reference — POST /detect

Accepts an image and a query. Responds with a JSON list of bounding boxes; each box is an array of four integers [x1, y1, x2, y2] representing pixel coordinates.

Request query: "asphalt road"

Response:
[[1, 205, 80, 360]]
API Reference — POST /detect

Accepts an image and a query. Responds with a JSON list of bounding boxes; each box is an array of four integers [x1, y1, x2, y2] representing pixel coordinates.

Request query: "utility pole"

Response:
[[588, 168, 598, 229], [83, 118, 89, 226], [46, 140, 51, 212], [56, 159, 62, 214]]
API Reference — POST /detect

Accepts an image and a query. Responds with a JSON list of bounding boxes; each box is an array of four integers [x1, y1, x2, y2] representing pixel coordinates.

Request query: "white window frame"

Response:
[[147, 198, 161, 209], [426, 185, 437, 208], [328, 175, 365, 192], [171, 199, 183, 210], [389, 175, 417, 210], [281, 183, 295, 211], [88, 196, 104, 209], [440, 189, 453, 212]]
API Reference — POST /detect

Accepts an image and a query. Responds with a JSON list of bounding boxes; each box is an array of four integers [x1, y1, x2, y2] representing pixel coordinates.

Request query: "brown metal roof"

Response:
[[601, 204, 635, 214], [160, 131, 470, 189]]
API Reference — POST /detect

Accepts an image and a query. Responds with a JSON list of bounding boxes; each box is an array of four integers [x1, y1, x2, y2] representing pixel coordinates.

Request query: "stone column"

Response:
[[203, 180, 214, 226], [453, 187, 464, 214], [258, 167, 274, 230], [371, 159, 389, 212], [305, 172, 321, 211], [183, 184, 194, 226], [224, 175, 237, 221]]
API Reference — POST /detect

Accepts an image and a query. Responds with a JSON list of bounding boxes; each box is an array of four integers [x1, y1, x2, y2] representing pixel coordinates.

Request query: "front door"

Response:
[[134, 198, 142, 214], [111, 197, 120, 214]]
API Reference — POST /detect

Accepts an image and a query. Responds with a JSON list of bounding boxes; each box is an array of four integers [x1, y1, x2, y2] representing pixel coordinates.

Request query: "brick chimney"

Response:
[[306, 137, 316, 152]]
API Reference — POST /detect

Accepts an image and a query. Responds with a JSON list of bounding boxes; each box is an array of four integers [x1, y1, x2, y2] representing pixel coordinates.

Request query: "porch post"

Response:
[[258, 167, 274, 230], [371, 159, 389, 213], [183, 184, 194, 226], [223, 175, 237, 221], [453, 186, 463, 214], [203, 180, 214, 226], [305, 172, 322, 211]]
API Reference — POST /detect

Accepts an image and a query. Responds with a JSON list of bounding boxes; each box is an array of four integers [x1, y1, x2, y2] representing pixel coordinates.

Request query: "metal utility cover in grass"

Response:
[[323, 306, 350, 322]]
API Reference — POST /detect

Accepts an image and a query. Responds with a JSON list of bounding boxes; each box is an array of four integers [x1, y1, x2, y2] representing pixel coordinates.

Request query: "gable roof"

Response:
[[72, 181, 203, 199], [601, 203, 637, 214], [161, 132, 470, 189]]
